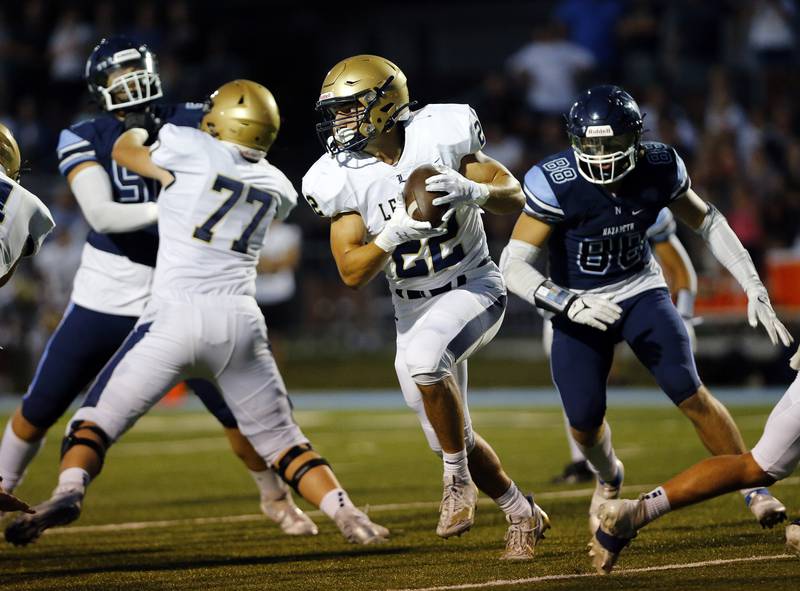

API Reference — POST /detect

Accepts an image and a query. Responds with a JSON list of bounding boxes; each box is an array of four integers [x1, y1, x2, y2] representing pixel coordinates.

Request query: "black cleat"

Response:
[[5, 492, 82, 546]]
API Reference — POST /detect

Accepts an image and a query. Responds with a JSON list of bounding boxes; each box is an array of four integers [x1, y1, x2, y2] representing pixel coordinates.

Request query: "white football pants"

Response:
[[751, 371, 800, 480], [394, 267, 506, 453], [71, 293, 307, 464]]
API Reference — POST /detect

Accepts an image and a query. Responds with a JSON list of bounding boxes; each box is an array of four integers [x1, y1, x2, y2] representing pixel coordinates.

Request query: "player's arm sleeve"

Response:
[[149, 123, 194, 171], [57, 128, 98, 177], [522, 165, 565, 224], [466, 106, 486, 155], [0, 185, 55, 277], [500, 237, 579, 314], [301, 166, 356, 219], [275, 175, 299, 221], [70, 164, 157, 233], [646, 208, 677, 243], [695, 202, 762, 293]]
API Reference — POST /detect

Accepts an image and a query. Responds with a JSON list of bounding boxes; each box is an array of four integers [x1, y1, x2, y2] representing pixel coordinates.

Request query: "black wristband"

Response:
[[534, 279, 577, 314]]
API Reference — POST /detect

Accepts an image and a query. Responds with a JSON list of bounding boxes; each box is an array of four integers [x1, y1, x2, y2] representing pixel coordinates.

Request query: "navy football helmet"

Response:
[[84, 36, 163, 112], [566, 85, 644, 184]]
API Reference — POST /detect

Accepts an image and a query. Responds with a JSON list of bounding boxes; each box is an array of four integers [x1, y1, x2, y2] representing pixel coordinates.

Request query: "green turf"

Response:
[[1, 405, 798, 590]]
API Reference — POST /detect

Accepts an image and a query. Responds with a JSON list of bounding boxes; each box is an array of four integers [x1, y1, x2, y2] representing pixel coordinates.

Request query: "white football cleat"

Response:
[[588, 498, 639, 575], [500, 498, 550, 560], [786, 520, 800, 557], [744, 488, 787, 529], [588, 459, 624, 533], [333, 506, 389, 544], [436, 475, 478, 538], [5, 490, 83, 546], [261, 492, 318, 536]]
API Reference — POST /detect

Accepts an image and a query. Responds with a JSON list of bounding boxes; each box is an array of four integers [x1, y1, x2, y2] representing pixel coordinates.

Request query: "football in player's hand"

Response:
[[403, 164, 447, 226]]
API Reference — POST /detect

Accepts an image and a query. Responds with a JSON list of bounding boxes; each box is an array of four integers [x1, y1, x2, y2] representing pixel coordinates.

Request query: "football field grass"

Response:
[[1, 403, 798, 590]]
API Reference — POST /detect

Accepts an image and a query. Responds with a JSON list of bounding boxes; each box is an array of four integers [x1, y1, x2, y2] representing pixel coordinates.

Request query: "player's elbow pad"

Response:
[[499, 239, 545, 305]]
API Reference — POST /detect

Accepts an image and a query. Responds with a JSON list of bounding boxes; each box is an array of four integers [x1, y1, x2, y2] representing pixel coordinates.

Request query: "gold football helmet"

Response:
[[0, 123, 21, 181], [315, 54, 411, 154], [200, 80, 280, 155]]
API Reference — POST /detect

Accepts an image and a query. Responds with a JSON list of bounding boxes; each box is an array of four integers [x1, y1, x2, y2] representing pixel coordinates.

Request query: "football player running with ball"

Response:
[[303, 55, 549, 560], [0, 37, 316, 537], [5, 80, 388, 547], [0, 123, 55, 515], [499, 85, 791, 544]]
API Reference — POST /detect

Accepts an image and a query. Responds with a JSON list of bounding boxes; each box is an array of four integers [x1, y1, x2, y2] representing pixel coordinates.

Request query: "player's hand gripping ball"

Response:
[[403, 164, 449, 226]]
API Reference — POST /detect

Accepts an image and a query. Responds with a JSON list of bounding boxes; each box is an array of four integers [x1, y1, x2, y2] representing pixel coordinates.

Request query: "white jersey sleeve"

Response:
[[0, 175, 55, 275], [268, 165, 298, 222], [150, 123, 205, 172], [415, 103, 486, 164], [301, 155, 359, 218]]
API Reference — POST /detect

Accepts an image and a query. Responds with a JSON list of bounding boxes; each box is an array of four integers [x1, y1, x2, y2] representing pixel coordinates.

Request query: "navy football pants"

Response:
[[551, 288, 702, 431], [21, 302, 237, 429]]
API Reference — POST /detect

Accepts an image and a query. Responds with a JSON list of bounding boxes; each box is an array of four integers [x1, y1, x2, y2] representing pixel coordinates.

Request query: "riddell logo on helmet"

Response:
[[111, 48, 141, 64], [319, 92, 334, 101], [585, 125, 614, 137]]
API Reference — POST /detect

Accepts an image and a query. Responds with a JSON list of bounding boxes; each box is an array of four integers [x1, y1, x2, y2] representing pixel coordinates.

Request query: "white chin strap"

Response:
[[573, 145, 636, 184]]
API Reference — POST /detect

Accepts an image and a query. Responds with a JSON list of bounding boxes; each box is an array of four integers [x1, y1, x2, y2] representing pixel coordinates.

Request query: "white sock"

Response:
[[54, 467, 90, 497], [638, 486, 671, 527], [319, 488, 353, 519], [739, 487, 766, 498], [576, 421, 619, 483], [563, 412, 584, 463], [0, 420, 45, 493], [250, 469, 287, 502], [495, 482, 532, 522], [442, 449, 470, 481]]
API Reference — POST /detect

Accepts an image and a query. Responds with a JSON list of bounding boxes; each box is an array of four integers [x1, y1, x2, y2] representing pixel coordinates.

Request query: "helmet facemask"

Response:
[[315, 76, 411, 155], [94, 49, 162, 111], [570, 130, 639, 184]]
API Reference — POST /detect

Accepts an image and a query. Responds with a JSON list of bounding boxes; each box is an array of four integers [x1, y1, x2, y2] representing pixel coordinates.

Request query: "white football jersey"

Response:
[[0, 172, 55, 276], [302, 103, 489, 293], [149, 124, 297, 298]]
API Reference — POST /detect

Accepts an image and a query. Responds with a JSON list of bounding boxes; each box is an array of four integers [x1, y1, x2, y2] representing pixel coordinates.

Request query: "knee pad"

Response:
[[60, 420, 111, 468], [405, 329, 451, 379], [274, 443, 330, 493]]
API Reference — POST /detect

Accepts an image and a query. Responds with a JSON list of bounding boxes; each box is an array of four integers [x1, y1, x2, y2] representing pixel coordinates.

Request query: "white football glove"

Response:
[[425, 167, 489, 209], [790, 347, 800, 370], [565, 294, 622, 331], [745, 285, 793, 347], [373, 205, 447, 253]]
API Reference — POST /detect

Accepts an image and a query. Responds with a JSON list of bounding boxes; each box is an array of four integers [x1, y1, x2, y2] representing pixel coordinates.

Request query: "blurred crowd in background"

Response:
[[0, 0, 799, 390]]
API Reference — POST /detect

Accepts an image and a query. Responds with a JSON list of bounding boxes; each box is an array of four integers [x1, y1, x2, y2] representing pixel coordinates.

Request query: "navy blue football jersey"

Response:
[[56, 103, 204, 267], [523, 142, 690, 290]]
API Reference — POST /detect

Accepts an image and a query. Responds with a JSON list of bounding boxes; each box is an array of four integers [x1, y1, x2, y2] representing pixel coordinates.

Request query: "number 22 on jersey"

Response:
[[392, 214, 465, 278], [193, 175, 273, 253]]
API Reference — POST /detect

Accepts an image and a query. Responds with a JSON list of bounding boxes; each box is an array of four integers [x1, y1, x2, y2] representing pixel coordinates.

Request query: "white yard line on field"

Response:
[[384, 554, 796, 591], [44, 476, 799, 536]]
